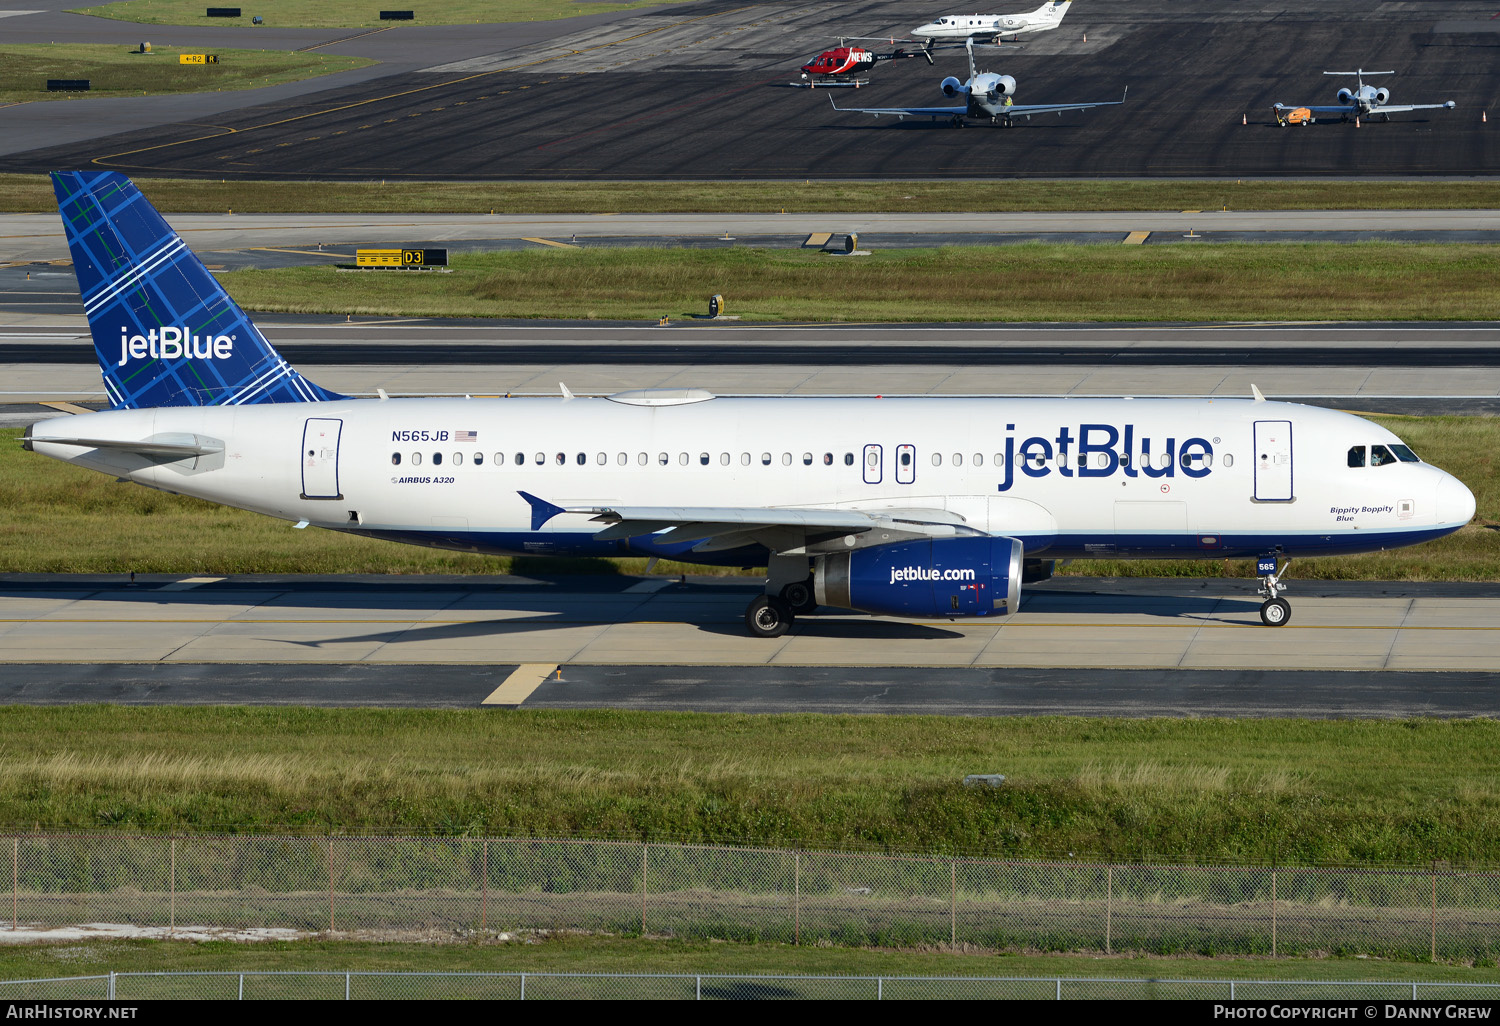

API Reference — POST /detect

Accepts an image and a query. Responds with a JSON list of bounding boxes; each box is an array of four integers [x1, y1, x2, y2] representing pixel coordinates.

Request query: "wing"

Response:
[[517, 492, 983, 554], [829, 96, 967, 117], [1372, 101, 1456, 114], [998, 98, 1125, 116], [1274, 103, 1355, 114]]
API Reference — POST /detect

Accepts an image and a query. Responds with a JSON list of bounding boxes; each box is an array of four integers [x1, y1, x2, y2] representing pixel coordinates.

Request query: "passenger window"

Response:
[[1391, 443, 1420, 463], [824, 453, 833, 466], [658, 452, 669, 465], [1158, 453, 1170, 469], [900, 451, 911, 467], [994, 453, 1005, 466], [576, 453, 586, 465], [412, 452, 422, 466], [637, 452, 648, 466], [1223, 454, 1234, 468], [761, 453, 772, 466], [554, 453, 565, 465], [596, 453, 606, 465], [973, 453, 983, 466], [534, 452, 544, 465], [495, 453, 505, 466], [617, 453, 627, 465], [844, 453, 854, 466], [391, 453, 401, 466], [700, 452, 710, 466], [517, 453, 527, 466], [741, 453, 751, 466], [721, 453, 731, 466], [433, 452, 443, 466], [802, 453, 813, 466], [473, 453, 483, 466], [452, 452, 463, 466], [1348, 446, 1366, 468], [783, 453, 792, 466], [932, 453, 943, 467], [1119, 452, 1130, 468], [953, 453, 963, 467], [1370, 444, 1397, 467], [678, 452, 689, 466]]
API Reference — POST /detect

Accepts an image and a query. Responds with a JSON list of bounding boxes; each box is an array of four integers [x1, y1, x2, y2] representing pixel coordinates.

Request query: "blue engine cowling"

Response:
[[814, 537, 1024, 618]]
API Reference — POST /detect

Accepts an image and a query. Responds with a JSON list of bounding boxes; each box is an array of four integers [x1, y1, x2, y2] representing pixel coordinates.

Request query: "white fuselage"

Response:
[[914, 4, 1067, 41], [28, 395, 1475, 566]]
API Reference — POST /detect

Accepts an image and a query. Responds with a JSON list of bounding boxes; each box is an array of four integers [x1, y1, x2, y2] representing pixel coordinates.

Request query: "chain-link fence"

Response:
[[7, 835, 1500, 960], [3, 972, 1500, 1000]]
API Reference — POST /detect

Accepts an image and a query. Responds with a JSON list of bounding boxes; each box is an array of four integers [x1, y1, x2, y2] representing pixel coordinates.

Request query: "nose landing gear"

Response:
[[1256, 555, 1292, 626]]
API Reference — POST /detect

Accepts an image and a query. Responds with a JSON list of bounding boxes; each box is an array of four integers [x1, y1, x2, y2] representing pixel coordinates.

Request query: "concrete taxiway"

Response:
[[6, 320, 1500, 415], [2, 574, 1497, 664]]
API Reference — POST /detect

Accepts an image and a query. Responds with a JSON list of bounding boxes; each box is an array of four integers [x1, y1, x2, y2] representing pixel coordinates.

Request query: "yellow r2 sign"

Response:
[[179, 54, 219, 65]]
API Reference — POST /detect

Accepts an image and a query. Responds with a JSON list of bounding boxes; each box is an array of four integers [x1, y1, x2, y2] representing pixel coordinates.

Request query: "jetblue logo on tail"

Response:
[[118, 327, 234, 366], [52, 170, 344, 409]]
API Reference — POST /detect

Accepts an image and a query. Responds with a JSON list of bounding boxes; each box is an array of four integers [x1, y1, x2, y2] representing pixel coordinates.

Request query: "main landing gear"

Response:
[[745, 557, 816, 638], [1257, 556, 1293, 626]]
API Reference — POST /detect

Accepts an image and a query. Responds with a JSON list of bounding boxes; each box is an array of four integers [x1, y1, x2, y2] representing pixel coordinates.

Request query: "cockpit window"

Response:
[[1390, 443, 1420, 463], [1369, 444, 1398, 467], [1347, 445, 1365, 468]]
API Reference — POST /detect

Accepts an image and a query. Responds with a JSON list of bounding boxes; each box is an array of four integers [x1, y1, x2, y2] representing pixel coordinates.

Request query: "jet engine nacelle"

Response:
[[940, 75, 965, 98], [813, 536, 1023, 619], [1337, 87, 1353, 104], [1375, 87, 1390, 105], [991, 74, 1017, 96]]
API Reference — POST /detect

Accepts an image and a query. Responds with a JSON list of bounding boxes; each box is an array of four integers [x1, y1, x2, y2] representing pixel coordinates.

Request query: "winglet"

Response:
[[1251, 383, 1266, 402], [517, 490, 567, 530], [560, 382, 575, 401]]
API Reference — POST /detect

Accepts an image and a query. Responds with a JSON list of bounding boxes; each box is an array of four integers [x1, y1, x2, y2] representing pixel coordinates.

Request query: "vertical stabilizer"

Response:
[[51, 170, 344, 409]]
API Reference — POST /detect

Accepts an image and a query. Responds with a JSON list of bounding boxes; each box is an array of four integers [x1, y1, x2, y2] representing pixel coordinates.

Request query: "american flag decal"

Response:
[[456, 430, 478, 442]]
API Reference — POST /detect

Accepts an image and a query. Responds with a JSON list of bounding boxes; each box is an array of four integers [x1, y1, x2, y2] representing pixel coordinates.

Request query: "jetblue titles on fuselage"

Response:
[[996, 422, 1212, 491]]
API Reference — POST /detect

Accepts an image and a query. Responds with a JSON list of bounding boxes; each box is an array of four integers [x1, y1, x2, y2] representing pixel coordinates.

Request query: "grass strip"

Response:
[[2, 175, 1499, 213], [0, 707, 1497, 866], [214, 244, 1500, 323], [3, 937, 1498, 979], [0, 44, 372, 104], [69, 0, 694, 29], [4, 417, 1495, 578]]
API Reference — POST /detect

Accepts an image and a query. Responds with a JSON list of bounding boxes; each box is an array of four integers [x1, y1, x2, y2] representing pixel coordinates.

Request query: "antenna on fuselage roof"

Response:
[[560, 382, 575, 401], [1251, 384, 1267, 402]]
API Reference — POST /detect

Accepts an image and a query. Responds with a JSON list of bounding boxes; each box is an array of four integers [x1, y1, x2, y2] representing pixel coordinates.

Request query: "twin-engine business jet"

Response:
[[1273, 69, 1455, 124], [26, 172, 1476, 638], [914, 0, 1072, 43], [831, 38, 1124, 127]]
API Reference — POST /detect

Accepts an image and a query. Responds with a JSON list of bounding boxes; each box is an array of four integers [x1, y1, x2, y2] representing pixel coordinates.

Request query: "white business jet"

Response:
[[24, 172, 1476, 638], [913, 0, 1073, 44], [831, 37, 1124, 127]]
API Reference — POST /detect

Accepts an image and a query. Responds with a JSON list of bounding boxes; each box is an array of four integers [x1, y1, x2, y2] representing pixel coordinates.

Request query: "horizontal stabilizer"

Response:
[[22, 433, 222, 457]]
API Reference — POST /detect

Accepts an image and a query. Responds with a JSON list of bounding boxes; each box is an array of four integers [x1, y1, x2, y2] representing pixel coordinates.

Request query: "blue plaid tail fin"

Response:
[[51, 170, 344, 409]]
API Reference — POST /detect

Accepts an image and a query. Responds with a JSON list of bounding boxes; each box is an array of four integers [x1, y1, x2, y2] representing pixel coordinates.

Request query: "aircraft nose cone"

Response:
[[1437, 472, 1476, 527]]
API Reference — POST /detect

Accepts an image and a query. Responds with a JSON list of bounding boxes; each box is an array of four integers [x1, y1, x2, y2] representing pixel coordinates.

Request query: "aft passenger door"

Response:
[[1253, 420, 1293, 502], [300, 417, 343, 500]]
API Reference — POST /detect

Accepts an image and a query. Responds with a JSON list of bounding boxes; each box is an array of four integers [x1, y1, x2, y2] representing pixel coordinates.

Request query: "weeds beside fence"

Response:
[[8, 835, 1500, 962], [6, 972, 1500, 1001]]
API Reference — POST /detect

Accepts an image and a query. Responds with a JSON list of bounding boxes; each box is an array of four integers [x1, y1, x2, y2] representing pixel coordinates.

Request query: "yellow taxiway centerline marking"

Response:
[[1123, 231, 1150, 245], [522, 237, 579, 248], [481, 663, 558, 706]]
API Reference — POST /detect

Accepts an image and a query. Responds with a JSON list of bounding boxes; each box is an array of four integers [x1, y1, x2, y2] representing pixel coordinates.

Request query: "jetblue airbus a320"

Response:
[[24, 172, 1476, 637]]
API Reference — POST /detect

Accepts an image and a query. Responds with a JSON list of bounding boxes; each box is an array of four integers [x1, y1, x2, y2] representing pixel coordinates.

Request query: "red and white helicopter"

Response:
[[797, 41, 927, 88]]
